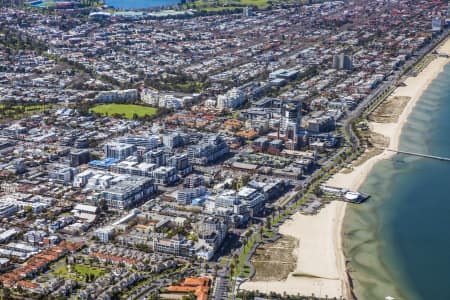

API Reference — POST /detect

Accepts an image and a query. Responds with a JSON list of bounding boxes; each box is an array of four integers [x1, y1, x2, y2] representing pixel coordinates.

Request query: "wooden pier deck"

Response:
[[386, 148, 450, 162]]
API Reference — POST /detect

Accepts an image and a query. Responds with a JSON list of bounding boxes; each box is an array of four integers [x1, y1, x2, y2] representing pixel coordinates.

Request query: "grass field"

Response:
[[183, 0, 269, 11], [182, 0, 312, 11], [90, 104, 158, 119], [0, 103, 51, 119], [54, 264, 106, 281]]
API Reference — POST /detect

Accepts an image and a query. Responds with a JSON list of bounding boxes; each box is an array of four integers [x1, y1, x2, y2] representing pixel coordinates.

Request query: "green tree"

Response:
[[266, 216, 272, 230], [2, 286, 12, 300], [181, 292, 196, 300], [24, 205, 33, 215]]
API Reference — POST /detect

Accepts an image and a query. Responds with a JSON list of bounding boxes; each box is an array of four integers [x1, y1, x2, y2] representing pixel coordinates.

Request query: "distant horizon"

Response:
[[105, 0, 180, 9]]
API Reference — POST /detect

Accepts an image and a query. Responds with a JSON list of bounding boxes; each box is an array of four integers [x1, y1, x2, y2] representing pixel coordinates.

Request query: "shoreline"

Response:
[[241, 37, 450, 299], [333, 37, 450, 299]]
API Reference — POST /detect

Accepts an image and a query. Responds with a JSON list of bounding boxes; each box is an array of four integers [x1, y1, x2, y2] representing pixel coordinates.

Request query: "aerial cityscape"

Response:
[[0, 0, 449, 299]]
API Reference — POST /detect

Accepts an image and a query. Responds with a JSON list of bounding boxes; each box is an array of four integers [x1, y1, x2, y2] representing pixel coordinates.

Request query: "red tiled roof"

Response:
[[0, 240, 84, 286], [17, 280, 39, 290], [167, 277, 210, 300], [91, 252, 139, 266]]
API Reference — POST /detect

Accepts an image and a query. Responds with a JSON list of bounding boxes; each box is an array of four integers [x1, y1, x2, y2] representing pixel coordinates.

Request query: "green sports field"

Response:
[[89, 104, 158, 119]]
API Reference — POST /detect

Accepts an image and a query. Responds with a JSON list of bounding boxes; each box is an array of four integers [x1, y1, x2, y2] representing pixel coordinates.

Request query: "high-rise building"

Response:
[[167, 153, 192, 176], [216, 88, 245, 110], [280, 101, 302, 147], [152, 166, 178, 186], [243, 6, 253, 17], [332, 54, 340, 69], [332, 53, 353, 70], [188, 134, 229, 165], [144, 149, 167, 167], [69, 149, 91, 167], [162, 132, 187, 149], [432, 16, 443, 32], [184, 174, 204, 188], [104, 143, 136, 160]]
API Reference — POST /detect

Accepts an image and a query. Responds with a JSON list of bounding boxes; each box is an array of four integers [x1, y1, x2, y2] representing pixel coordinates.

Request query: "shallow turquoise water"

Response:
[[344, 63, 450, 300]]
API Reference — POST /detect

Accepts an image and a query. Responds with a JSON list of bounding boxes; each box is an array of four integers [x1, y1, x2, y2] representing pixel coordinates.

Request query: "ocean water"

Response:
[[343, 62, 450, 300], [105, 0, 180, 9]]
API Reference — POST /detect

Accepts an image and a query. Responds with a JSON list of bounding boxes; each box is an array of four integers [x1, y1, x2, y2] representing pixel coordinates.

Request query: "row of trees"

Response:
[[0, 26, 47, 53], [145, 74, 207, 94], [237, 290, 344, 300], [0, 0, 24, 7]]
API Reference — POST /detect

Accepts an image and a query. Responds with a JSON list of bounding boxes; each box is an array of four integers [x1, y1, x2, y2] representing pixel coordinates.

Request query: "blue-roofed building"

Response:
[[89, 158, 119, 169]]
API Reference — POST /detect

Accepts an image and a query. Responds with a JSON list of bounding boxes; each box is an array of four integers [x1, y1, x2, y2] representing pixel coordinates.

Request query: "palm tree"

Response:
[[232, 254, 238, 267], [277, 206, 282, 217], [213, 264, 220, 278], [266, 216, 272, 230], [229, 261, 235, 278]]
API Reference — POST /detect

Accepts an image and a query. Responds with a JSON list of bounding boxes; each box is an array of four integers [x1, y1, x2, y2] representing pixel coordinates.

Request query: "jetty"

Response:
[[385, 149, 450, 162]]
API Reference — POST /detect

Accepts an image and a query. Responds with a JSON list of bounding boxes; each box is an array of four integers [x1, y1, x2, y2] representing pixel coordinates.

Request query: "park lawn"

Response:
[[203, 5, 243, 11], [0, 103, 51, 111], [235, 0, 269, 8], [0, 103, 51, 119], [90, 104, 158, 119], [74, 264, 106, 277], [54, 264, 106, 281], [174, 81, 204, 92], [184, 0, 269, 10]]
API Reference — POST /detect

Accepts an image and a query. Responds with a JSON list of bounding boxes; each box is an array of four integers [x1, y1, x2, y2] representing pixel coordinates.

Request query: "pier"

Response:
[[386, 148, 450, 162]]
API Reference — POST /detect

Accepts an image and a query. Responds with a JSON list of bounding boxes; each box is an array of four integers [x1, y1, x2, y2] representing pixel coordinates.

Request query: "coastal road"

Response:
[[341, 30, 450, 153]]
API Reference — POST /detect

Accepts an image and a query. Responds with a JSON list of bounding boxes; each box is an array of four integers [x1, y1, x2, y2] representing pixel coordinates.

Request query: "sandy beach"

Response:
[[333, 37, 450, 191], [329, 37, 450, 298], [241, 38, 450, 299], [241, 201, 346, 298]]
